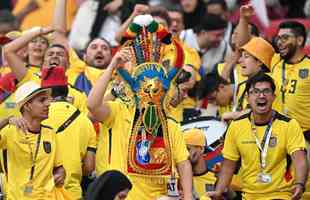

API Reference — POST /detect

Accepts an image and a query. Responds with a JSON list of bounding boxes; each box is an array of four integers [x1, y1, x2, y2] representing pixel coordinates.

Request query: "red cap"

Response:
[[41, 66, 68, 88]]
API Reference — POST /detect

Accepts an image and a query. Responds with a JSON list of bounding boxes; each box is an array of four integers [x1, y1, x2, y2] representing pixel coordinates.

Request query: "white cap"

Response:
[[15, 81, 50, 108]]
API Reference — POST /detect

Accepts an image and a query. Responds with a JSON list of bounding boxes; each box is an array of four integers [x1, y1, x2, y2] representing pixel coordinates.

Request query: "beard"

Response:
[[280, 43, 298, 61]]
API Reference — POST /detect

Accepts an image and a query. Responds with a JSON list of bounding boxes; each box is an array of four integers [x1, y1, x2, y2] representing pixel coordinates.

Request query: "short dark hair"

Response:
[[245, 72, 276, 94], [206, 0, 228, 11], [196, 73, 229, 99], [150, 6, 171, 27], [279, 21, 307, 46], [48, 44, 67, 51], [85, 37, 112, 53], [194, 14, 227, 33]]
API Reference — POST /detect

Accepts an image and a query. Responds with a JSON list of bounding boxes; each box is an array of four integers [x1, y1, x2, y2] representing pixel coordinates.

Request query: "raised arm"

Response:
[[87, 48, 130, 122], [3, 27, 53, 81], [236, 4, 254, 48], [114, 4, 149, 43], [221, 50, 241, 82], [52, 0, 69, 48]]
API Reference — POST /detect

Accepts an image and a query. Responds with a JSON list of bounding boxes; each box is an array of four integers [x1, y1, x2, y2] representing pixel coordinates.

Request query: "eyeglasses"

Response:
[[275, 33, 295, 43], [249, 88, 273, 96]]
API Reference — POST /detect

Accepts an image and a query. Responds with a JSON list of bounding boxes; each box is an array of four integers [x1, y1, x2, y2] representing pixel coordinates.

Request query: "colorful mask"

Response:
[[118, 15, 184, 177]]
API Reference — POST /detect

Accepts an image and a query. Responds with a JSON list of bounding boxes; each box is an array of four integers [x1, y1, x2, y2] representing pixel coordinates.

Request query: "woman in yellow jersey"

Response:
[[0, 81, 67, 200], [0, 28, 51, 119]]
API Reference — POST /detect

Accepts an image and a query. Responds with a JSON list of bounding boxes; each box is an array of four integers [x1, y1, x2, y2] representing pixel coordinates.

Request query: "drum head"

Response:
[[181, 116, 227, 147]]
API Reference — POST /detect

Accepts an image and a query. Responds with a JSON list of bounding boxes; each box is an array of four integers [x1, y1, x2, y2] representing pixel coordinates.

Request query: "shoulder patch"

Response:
[[233, 112, 250, 122], [274, 111, 291, 122]]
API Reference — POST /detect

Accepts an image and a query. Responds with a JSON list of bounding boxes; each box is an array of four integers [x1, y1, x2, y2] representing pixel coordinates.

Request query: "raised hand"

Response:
[[132, 4, 150, 16], [240, 4, 254, 20], [40, 27, 54, 35], [111, 48, 131, 68], [9, 116, 29, 133]]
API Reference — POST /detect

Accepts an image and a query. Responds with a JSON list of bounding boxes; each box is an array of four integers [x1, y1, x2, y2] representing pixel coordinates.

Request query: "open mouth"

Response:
[[33, 49, 43, 53], [256, 100, 268, 111], [279, 47, 288, 55], [49, 58, 60, 67], [95, 54, 105, 62], [257, 102, 267, 107]]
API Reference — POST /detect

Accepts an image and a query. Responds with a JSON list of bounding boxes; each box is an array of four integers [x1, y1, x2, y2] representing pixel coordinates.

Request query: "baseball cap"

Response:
[[183, 128, 206, 147]]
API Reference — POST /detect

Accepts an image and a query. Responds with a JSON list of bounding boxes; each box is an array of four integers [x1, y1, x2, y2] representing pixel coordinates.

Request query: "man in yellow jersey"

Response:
[[271, 21, 310, 133], [271, 20, 310, 199], [0, 81, 66, 200], [68, 37, 112, 95], [88, 14, 192, 200], [208, 73, 308, 200], [40, 66, 97, 200]]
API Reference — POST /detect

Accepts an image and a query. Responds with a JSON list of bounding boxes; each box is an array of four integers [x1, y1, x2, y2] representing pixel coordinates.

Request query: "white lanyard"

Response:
[[232, 67, 238, 112], [250, 112, 274, 169]]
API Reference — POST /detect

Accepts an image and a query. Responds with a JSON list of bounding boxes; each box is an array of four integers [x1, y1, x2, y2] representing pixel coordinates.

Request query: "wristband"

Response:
[[294, 182, 305, 192]]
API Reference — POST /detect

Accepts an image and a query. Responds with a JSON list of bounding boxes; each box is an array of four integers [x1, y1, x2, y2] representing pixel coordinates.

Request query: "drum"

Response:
[[181, 116, 227, 171]]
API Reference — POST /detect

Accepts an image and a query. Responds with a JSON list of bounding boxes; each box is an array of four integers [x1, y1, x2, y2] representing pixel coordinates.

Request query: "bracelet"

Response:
[[294, 182, 305, 192]]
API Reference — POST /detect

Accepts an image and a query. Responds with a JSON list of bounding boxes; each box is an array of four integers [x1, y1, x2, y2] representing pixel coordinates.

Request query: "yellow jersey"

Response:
[[193, 172, 216, 200], [67, 49, 105, 95], [13, 0, 77, 31], [215, 63, 248, 113], [0, 124, 63, 200], [223, 111, 306, 199], [271, 54, 310, 131], [95, 123, 111, 176], [167, 97, 197, 123], [162, 39, 201, 78], [103, 101, 189, 200], [42, 101, 97, 199]]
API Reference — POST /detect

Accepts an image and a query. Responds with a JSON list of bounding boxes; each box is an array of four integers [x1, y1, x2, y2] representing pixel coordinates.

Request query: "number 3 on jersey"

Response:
[[288, 79, 297, 93]]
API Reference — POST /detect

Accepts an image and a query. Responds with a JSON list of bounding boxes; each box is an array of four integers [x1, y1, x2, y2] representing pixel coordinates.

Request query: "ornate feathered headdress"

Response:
[[118, 14, 184, 108]]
